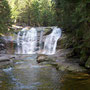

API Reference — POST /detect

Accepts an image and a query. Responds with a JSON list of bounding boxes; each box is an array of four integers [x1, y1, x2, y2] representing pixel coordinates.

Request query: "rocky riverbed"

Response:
[[0, 27, 88, 72], [0, 48, 86, 72], [0, 53, 90, 90], [37, 49, 86, 72]]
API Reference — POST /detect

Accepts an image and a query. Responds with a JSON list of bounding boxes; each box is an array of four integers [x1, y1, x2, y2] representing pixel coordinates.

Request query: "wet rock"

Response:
[[0, 56, 10, 68], [37, 55, 48, 63], [44, 28, 53, 35], [0, 55, 16, 68], [37, 54, 54, 63], [38, 49, 86, 72], [57, 62, 85, 72], [0, 56, 10, 62], [49, 57, 86, 72]]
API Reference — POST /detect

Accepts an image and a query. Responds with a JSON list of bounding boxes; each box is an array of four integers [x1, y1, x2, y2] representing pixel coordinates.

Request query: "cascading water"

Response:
[[43, 27, 61, 55], [17, 27, 37, 54], [16, 27, 61, 55], [17, 27, 28, 54]]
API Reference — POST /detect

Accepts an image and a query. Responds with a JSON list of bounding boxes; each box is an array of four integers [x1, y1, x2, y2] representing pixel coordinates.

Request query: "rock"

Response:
[[37, 55, 48, 63], [52, 61, 86, 72], [44, 28, 53, 35], [37, 49, 86, 72], [0, 56, 10, 68], [0, 50, 6, 54], [51, 63, 58, 67], [37, 54, 54, 63], [85, 57, 90, 69], [0, 55, 16, 68], [0, 56, 10, 62]]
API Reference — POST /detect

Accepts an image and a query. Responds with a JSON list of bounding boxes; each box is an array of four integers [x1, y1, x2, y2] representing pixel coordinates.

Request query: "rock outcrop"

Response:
[[37, 49, 86, 72]]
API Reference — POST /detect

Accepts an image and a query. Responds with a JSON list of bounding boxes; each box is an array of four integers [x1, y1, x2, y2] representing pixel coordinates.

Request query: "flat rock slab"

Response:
[[0, 54, 17, 68], [37, 49, 87, 72], [0, 56, 10, 62]]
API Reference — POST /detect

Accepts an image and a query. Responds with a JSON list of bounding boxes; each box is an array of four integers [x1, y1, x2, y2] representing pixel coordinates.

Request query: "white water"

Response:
[[43, 27, 61, 55], [17, 27, 61, 55], [17, 27, 37, 54]]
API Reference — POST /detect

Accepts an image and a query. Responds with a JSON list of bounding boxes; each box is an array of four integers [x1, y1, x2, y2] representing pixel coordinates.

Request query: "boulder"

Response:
[[37, 54, 53, 63], [37, 55, 48, 63], [0, 56, 10, 62], [0, 56, 10, 68], [0, 55, 15, 64]]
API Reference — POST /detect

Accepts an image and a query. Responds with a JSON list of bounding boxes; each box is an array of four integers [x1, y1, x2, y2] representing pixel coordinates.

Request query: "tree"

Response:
[[7, 0, 26, 23], [0, 0, 11, 34], [55, 0, 90, 66], [7, 0, 57, 26], [39, 0, 57, 26]]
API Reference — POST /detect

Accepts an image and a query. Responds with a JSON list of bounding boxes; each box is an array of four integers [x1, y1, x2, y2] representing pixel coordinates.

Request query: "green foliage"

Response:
[[19, 0, 41, 26], [8, 0, 57, 26], [55, 0, 90, 66], [0, 0, 11, 34], [39, 0, 57, 26]]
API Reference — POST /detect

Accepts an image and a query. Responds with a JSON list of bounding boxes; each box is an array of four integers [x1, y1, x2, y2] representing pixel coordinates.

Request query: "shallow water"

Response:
[[0, 55, 90, 90], [0, 55, 62, 90]]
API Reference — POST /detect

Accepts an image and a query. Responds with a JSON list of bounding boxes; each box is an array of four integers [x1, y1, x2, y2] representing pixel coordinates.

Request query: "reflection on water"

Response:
[[0, 55, 62, 90], [61, 72, 90, 90], [0, 55, 90, 90]]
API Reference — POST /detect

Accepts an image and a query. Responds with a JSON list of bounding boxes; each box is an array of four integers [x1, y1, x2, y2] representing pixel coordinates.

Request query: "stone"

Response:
[[37, 55, 48, 63], [0, 56, 10, 62], [0, 55, 16, 66], [37, 54, 54, 63]]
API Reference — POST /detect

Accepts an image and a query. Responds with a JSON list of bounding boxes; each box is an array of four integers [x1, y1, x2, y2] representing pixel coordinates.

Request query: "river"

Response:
[[0, 54, 90, 90]]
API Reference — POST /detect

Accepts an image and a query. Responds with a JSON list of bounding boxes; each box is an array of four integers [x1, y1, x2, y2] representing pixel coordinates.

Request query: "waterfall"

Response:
[[43, 27, 61, 55], [17, 27, 37, 54], [16, 27, 61, 55]]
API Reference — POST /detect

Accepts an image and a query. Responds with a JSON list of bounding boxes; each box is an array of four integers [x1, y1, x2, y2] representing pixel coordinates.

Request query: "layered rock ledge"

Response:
[[37, 49, 86, 72]]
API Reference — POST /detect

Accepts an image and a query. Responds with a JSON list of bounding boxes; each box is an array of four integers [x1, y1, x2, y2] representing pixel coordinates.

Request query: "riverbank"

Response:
[[0, 48, 86, 72], [0, 27, 88, 72], [37, 49, 86, 72], [0, 54, 90, 90]]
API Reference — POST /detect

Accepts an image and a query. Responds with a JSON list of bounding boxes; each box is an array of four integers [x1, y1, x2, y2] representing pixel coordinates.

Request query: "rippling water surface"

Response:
[[0, 55, 90, 90]]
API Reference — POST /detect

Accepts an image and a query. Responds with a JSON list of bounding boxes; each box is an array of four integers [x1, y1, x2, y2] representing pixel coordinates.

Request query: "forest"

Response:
[[55, 0, 90, 68], [0, 0, 90, 89], [1, 0, 89, 68]]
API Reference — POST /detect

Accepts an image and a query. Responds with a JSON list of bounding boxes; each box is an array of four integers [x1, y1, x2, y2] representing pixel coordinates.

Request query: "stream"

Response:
[[0, 54, 90, 90], [0, 27, 90, 90], [0, 55, 62, 90]]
